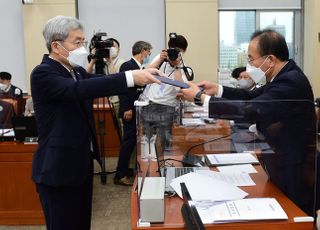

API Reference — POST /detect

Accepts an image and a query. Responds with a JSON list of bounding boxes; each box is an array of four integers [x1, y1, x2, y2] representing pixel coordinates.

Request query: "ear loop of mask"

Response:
[[55, 42, 69, 60]]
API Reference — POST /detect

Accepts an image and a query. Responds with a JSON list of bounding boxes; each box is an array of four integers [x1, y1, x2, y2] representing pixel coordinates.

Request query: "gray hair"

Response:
[[42, 15, 83, 52], [132, 41, 152, 56]]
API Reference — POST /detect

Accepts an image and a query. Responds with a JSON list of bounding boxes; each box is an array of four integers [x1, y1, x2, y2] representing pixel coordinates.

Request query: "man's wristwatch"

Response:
[[194, 90, 204, 106]]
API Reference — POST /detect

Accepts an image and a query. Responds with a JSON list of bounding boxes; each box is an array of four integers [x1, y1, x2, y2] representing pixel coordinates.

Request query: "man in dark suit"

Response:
[[0, 71, 23, 98], [114, 41, 152, 185], [31, 15, 161, 230], [181, 29, 317, 217]]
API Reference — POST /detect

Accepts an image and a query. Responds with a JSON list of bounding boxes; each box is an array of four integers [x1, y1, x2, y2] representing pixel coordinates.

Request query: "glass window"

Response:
[[218, 10, 299, 86], [219, 11, 256, 86], [259, 12, 294, 59]]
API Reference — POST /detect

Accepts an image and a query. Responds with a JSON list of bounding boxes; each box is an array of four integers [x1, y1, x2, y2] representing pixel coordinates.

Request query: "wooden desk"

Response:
[[131, 121, 313, 229], [0, 142, 44, 225]]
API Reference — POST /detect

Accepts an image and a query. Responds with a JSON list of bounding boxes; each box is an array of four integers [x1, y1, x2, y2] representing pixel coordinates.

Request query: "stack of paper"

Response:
[[195, 170, 256, 186], [205, 153, 259, 166], [182, 118, 206, 126], [170, 172, 248, 201], [217, 164, 257, 174], [196, 198, 288, 223]]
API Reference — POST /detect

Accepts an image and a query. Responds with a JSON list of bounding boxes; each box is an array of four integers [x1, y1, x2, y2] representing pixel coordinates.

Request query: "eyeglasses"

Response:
[[247, 55, 265, 64], [55, 40, 88, 48]]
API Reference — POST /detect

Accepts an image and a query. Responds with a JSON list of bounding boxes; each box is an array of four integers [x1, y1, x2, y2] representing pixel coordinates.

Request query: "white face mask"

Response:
[[0, 83, 9, 92], [143, 55, 150, 65], [246, 56, 270, 83], [237, 78, 255, 89], [109, 47, 118, 58], [58, 43, 89, 68], [67, 46, 89, 68]]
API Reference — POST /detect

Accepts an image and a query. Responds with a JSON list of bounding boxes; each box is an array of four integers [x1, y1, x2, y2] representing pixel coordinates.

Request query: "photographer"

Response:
[[87, 35, 124, 75], [140, 33, 190, 152]]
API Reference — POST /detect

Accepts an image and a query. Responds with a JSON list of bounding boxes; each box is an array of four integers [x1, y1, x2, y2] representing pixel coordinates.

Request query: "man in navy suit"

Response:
[[114, 41, 153, 185], [31, 15, 161, 230], [181, 29, 317, 217]]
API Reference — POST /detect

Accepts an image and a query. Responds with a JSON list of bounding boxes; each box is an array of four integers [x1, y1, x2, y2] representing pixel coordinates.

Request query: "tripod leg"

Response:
[[100, 156, 107, 184]]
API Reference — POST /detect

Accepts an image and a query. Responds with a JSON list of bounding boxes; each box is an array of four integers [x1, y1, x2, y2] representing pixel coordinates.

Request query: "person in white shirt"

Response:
[[140, 34, 189, 152]]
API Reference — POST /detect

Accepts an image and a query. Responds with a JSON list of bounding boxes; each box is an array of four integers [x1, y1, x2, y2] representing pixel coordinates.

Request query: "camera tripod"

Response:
[[93, 59, 122, 184]]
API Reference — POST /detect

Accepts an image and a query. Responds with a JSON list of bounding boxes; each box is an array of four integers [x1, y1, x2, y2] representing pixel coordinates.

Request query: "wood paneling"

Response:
[[0, 142, 44, 225]]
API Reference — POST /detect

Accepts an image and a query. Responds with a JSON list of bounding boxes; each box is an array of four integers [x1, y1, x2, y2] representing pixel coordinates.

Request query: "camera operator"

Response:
[[87, 36, 125, 75], [140, 33, 190, 152]]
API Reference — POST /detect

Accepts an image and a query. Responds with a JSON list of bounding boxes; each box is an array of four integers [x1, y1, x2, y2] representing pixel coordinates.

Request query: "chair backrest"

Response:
[[0, 99, 15, 128], [0, 96, 26, 116]]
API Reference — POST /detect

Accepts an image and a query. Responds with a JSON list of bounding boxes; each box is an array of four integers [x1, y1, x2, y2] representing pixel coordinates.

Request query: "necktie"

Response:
[[70, 70, 77, 81]]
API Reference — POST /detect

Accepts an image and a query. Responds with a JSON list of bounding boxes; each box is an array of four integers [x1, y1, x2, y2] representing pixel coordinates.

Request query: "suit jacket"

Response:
[[209, 59, 316, 214], [118, 58, 143, 118], [31, 54, 130, 186]]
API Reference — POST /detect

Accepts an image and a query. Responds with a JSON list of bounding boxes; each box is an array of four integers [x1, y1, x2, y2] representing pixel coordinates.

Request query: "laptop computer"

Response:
[[12, 116, 38, 142], [153, 134, 209, 194]]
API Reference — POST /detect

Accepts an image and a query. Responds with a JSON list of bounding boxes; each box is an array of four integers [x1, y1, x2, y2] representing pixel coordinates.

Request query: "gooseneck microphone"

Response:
[[182, 133, 232, 167]]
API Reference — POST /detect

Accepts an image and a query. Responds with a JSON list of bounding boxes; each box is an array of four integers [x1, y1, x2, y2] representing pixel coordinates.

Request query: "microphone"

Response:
[[182, 133, 232, 167]]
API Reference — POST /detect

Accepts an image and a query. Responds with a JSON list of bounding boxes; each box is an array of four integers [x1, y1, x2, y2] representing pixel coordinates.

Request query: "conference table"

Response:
[[130, 119, 314, 229]]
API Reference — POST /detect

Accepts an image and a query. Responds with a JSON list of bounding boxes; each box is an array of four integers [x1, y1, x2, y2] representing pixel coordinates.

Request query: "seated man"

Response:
[[181, 29, 317, 217], [0, 72, 23, 98]]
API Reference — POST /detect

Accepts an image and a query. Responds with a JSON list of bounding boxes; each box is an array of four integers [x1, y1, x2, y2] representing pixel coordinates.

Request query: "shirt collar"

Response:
[[270, 61, 289, 82], [132, 57, 143, 69], [48, 55, 72, 72]]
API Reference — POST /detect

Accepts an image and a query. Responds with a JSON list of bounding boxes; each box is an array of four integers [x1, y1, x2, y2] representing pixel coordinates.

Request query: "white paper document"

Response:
[[195, 170, 256, 186], [170, 172, 248, 201], [206, 153, 259, 166], [217, 164, 257, 174], [182, 118, 206, 126], [0, 128, 15, 136], [192, 112, 209, 118], [196, 198, 288, 224]]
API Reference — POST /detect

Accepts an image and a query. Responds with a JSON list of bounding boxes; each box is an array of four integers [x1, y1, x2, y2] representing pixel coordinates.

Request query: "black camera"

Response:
[[167, 47, 180, 61], [167, 32, 180, 61], [89, 32, 113, 59]]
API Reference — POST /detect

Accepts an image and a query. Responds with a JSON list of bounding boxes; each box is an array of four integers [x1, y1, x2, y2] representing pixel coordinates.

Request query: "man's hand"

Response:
[[180, 82, 202, 102], [159, 49, 168, 62], [132, 68, 162, 86], [123, 110, 133, 122], [148, 50, 167, 69], [197, 81, 219, 96]]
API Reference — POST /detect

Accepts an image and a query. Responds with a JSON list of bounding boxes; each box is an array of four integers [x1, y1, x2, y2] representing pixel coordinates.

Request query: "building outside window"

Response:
[[218, 0, 301, 86]]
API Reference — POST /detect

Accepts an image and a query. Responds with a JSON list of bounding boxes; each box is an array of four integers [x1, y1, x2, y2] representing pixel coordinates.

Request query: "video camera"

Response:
[[89, 32, 113, 59], [167, 33, 180, 61]]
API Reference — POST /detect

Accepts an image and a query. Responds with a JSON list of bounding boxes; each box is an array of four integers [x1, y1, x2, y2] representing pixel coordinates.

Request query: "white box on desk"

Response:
[[139, 177, 165, 223]]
